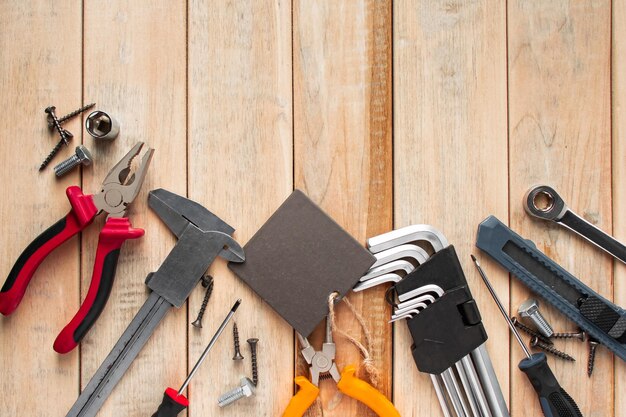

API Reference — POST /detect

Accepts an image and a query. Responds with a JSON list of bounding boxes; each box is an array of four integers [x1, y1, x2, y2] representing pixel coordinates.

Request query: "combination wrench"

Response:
[[525, 184, 626, 264]]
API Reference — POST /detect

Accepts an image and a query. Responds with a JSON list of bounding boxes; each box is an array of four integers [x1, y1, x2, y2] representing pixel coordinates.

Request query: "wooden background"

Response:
[[0, 1, 622, 416]]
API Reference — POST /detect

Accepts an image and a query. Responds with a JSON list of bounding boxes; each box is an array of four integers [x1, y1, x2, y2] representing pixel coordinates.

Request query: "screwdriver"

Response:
[[471, 255, 583, 417], [151, 299, 242, 417]]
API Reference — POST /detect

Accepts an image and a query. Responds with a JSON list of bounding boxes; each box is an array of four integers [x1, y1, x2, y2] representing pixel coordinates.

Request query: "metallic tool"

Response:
[[64, 189, 245, 417], [362, 225, 509, 417], [191, 275, 214, 328], [218, 377, 256, 407], [525, 184, 626, 264], [530, 337, 575, 362], [518, 298, 554, 338], [371, 244, 429, 268], [1, 142, 153, 353], [476, 215, 626, 362], [232, 322, 244, 360], [86, 110, 120, 141], [49, 103, 96, 128], [247, 338, 259, 386], [53, 145, 93, 177], [587, 339, 599, 377], [40, 106, 75, 170], [472, 255, 582, 417], [151, 299, 241, 417], [282, 315, 400, 417]]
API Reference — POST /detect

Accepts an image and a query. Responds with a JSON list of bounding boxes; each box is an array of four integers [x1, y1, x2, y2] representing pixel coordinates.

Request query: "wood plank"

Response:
[[613, 1, 626, 415], [293, 1, 393, 416], [0, 1, 81, 415], [393, 1, 508, 416], [80, 1, 187, 416], [187, 0, 293, 416], [508, 1, 612, 415]]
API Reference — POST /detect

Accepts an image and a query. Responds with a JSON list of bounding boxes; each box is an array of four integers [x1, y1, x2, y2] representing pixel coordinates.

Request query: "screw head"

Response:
[[75, 145, 93, 166], [45, 106, 56, 114], [518, 298, 539, 317], [240, 377, 256, 396], [247, 338, 259, 347]]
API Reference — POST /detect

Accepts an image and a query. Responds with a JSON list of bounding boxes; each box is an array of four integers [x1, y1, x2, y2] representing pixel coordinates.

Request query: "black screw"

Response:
[[40, 106, 74, 171], [48, 103, 96, 128], [511, 316, 553, 345], [552, 330, 586, 342], [191, 275, 214, 328], [530, 336, 575, 362], [587, 339, 599, 377], [232, 322, 244, 360], [247, 338, 259, 386]]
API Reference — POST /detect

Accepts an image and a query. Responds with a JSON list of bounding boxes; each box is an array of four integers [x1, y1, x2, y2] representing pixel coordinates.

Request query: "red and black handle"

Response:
[[151, 388, 189, 417], [0, 187, 98, 315], [53, 216, 143, 353]]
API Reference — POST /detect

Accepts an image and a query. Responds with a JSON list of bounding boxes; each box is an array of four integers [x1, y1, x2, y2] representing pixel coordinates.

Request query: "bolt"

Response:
[[48, 103, 96, 128], [552, 330, 586, 342], [247, 338, 259, 386], [511, 317, 553, 345], [587, 339, 599, 377], [217, 377, 255, 407], [232, 322, 244, 361], [191, 275, 214, 328], [530, 336, 575, 362], [518, 298, 554, 338], [53, 145, 93, 177]]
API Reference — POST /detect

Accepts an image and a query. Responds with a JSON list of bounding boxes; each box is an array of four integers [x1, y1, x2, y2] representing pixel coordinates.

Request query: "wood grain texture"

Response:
[[508, 1, 612, 416], [0, 1, 82, 415], [80, 1, 187, 416], [293, 1, 393, 416], [393, 1, 508, 416], [187, 0, 293, 416], [613, 1, 625, 415]]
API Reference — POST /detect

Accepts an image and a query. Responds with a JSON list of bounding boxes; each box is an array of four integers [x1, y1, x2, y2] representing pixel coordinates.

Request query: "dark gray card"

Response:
[[228, 190, 375, 337]]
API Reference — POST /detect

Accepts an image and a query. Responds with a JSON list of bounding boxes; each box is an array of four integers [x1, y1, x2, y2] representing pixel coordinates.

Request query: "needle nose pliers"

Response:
[[0, 142, 154, 353], [282, 316, 400, 417]]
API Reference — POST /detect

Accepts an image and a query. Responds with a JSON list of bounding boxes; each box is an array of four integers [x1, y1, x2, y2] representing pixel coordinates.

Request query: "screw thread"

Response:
[[528, 312, 554, 338], [233, 322, 243, 360], [54, 154, 81, 177], [532, 338, 575, 362], [248, 339, 259, 386], [553, 332, 586, 342], [40, 139, 67, 171], [587, 342, 598, 377], [191, 276, 214, 328], [55, 103, 96, 125], [217, 386, 246, 407], [512, 317, 552, 345]]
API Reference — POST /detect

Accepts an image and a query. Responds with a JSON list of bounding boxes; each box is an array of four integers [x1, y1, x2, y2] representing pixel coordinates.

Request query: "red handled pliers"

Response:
[[0, 142, 154, 353]]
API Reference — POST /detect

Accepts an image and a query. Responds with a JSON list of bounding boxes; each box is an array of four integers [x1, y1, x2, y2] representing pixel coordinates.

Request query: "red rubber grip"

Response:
[[0, 186, 97, 315], [53, 217, 143, 353]]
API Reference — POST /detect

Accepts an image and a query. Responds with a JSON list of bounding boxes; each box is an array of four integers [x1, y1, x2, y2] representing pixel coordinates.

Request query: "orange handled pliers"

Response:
[[282, 316, 400, 417]]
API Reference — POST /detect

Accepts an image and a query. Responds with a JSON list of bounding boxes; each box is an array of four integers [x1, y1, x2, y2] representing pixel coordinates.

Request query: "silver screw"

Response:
[[53, 145, 93, 177], [217, 377, 255, 407], [518, 298, 554, 338]]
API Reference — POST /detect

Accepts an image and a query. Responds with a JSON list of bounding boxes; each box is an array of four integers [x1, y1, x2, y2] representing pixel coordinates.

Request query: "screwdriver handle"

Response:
[[151, 388, 188, 417], [518, 353, 583, 417]]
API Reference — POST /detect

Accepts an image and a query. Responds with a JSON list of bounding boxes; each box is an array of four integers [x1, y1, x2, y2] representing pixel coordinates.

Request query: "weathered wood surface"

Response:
[[0, 1, 621, 416]]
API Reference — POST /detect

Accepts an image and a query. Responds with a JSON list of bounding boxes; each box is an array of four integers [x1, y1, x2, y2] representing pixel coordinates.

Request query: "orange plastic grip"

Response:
[[281, 376, 320, 417], [337, 365, 401, 417]]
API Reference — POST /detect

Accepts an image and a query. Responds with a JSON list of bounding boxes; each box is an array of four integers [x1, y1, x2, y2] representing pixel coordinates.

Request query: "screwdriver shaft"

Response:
[[178, 299, 241, 395], [471, 255, 532, 359]]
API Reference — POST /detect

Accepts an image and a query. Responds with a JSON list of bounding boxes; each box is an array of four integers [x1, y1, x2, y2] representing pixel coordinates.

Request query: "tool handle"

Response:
[[151, 388, 188, 417], [0, 187, 98, 315], [281, 376, 320, 417], [53, 217, 143, 353], [337, 365, 401, 417], [560, 210, 626, 264], [519, 353, 582, 417]]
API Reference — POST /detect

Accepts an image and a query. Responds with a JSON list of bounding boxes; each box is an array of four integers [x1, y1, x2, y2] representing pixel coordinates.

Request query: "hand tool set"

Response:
[[357, 225, 509, 417], [0, 142, 153, 353], [65, 189, 245, 417], [472, 256, 582, 417], [151, 299, 241, 417]]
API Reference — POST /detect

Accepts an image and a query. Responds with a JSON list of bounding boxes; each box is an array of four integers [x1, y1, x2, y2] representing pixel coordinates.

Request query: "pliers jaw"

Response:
[[93, 142, 155, 218]]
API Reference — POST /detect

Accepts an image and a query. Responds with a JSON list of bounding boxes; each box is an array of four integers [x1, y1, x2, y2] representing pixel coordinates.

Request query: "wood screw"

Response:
[[191, 275, 213, 328], [530, 336, 575, 362], [587, 339, 599, 377], [511, 316, 552, 345], [552, 331, 586, 342], [232, 322, 244, 360], [247, 338, 259, 386]]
